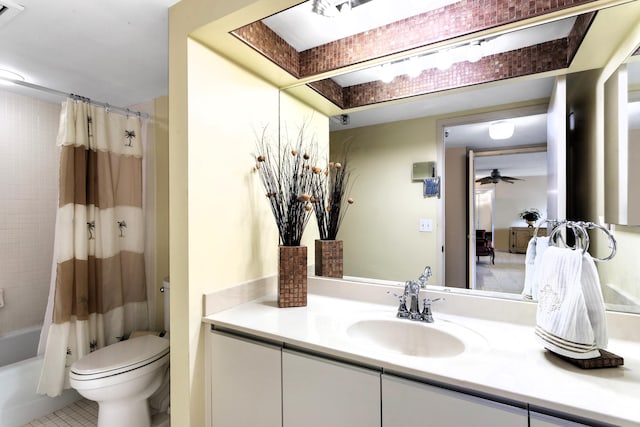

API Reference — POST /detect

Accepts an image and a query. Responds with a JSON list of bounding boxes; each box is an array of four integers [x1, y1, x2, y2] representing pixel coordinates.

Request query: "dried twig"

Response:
[[254, 123, 319, 246], [311, 141, 354, 240]]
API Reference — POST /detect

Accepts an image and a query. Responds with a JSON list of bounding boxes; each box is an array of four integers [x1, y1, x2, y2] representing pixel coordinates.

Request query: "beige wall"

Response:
[[567, 55, 640, 307], [129, 97, 170, 331], [330, 117, 440, 284], [170, 2, 325, 424], [171, 2, 266, 425], [445, 147, 468, 288], [169, 2, 640, 425], [154, 96, 170, 330], [491, 175, 547, 252]]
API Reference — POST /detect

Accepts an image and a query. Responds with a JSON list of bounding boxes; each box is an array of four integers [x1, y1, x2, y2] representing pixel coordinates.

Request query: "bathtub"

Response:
[[0, 327, 81, 427]]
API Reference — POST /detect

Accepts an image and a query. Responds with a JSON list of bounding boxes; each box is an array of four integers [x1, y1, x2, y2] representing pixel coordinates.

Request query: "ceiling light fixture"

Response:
[[311, 0, 339, 17], [465, 41, 484, 63], [0, 0, 24, 29], [311, 0, 373, 17], [336, 1, 351, 13], [375, 38, 489, 83], [405, 57, 422, 78], [379, 63, 395, 83], [435, 50, 454, 71], [489, 121, 515, 140]]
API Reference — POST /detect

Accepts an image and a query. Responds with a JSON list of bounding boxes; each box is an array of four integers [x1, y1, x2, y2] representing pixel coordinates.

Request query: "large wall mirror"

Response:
[[230, 0, 640, 314]]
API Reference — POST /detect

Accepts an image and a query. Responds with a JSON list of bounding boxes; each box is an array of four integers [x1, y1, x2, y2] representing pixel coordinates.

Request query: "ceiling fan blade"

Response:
[[475, 176, 494, 184], [500, 176, 523, 182]]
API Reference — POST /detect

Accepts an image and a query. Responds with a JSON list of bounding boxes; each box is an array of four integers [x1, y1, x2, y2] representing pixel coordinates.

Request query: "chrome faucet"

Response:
[[417, 266, 432, 288], [388, 266, 441, 322], [405, 280, 422, 320]]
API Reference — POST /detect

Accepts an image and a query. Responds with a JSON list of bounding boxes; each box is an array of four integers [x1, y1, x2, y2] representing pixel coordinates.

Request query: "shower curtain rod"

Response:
[[1, 76, 150, 119]]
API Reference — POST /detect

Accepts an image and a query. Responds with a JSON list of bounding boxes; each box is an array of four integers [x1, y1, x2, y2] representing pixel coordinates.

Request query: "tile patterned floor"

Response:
[[22, 399, 98, 427]]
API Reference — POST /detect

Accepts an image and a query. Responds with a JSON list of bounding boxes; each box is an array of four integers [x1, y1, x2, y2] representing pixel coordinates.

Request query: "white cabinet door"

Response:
[[382, 374, 528, 427], [282, 349, 381, 427], [530, 411, 592, 426], [209, 330, 282, 427]]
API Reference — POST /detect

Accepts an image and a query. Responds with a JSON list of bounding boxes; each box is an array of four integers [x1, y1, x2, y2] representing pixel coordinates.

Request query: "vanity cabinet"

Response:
[[282, 350, 381, 427], [382, 374, 528, 426], [509, 227, 546, 253], [207, 329, 380, 427], [208, 330, 282, 427], [206, 327, 606, 427]]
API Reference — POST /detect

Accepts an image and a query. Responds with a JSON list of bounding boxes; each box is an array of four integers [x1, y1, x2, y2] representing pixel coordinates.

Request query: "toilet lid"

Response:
[[70, 335, 169, 379]]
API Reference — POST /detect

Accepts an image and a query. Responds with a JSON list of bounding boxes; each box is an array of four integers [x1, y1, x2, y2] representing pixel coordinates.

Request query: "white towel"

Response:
[[535, 246, 603, 359], [580, 253, 608, 348], [522, 236, 549, 300]]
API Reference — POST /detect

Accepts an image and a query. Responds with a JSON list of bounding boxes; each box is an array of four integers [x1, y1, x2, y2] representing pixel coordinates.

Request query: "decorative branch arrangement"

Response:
[[312, 143, 354, 241], [254, 123, 320, 246]]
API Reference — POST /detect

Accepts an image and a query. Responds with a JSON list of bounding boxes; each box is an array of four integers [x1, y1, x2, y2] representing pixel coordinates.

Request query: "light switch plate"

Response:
[[419, 218, 432, 232]]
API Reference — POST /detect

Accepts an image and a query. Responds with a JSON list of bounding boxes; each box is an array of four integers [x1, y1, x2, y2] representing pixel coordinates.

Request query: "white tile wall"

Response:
[[0, 89, 61, 336]]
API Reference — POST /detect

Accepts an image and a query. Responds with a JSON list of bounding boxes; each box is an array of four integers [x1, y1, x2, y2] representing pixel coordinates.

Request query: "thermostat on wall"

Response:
[[412, 162, 435, 181]]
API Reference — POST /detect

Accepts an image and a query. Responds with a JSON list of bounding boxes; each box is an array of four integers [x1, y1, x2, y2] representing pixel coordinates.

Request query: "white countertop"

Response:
[[203, 284, 640, 426]]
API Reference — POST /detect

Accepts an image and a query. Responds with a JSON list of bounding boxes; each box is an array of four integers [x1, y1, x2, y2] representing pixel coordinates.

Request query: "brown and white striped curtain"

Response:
[[37, 99, 148, 397]]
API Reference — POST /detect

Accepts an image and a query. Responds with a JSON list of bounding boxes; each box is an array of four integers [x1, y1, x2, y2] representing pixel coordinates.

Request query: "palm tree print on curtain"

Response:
[[37, 99, 148, 397], [124, 129, 136, 147]]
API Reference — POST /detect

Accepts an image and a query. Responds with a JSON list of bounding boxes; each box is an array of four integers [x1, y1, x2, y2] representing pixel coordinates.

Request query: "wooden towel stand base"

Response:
[[550, 349, 624, 369]]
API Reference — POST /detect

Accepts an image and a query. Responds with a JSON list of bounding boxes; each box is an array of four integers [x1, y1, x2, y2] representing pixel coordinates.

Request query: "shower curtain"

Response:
[[37, 99, 149, 397]]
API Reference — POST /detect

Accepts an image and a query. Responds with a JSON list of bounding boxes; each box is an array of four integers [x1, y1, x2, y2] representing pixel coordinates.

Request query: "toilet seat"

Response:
[[70, 335, 169, 382]]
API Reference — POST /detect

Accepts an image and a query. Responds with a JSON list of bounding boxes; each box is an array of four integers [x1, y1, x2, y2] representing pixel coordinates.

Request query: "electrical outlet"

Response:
[[419, 218, 433, 232]]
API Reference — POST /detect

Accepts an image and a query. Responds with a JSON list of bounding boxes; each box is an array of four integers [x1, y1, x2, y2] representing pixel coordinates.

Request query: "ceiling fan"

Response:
[[475, 169, 523, 185]]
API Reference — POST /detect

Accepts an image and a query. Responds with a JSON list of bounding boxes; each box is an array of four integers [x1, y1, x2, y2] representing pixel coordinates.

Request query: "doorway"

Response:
[[470, 148, 548, 293]]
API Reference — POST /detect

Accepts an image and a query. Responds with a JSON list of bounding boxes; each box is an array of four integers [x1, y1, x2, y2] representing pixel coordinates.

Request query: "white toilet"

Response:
[[69, 279, 171, 427]]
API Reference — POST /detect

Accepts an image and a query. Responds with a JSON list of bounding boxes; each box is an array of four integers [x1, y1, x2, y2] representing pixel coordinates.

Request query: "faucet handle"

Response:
[[387, 290, 404, 301], [387, 291, 409, 319], [420, 297, 443, 323]]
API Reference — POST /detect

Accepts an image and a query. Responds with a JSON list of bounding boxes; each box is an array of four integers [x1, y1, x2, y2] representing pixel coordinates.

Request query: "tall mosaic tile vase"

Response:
[[314, 239, 343, 278], [278, 245, 307, 308]]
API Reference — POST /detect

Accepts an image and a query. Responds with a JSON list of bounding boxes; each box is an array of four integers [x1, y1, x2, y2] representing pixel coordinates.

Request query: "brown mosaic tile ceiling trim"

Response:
[[299, 0, 597, 76], [566, 11, 596, 63], [233, 20, 300, 77], [232, 0, 598, 79], [307, 78, 345, 108], [340, 39, 567, 108]]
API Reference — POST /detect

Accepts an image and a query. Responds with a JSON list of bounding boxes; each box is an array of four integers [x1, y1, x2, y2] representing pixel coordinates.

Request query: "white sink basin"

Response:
[[346, 318, 486, 358]]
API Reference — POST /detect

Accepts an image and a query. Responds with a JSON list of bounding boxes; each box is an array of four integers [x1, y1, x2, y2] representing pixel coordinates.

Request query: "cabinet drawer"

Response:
[[209, 331, 282, 427], [282, 349, 381, 427], [382, 374, 528, 427]]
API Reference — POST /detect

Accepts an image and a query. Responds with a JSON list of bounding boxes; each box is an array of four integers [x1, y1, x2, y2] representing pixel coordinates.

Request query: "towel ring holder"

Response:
[[581, 221, 617, 262], [549, 221, 590, 255], [545, 220, 616, 262], [533, 218, 561, 238]]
